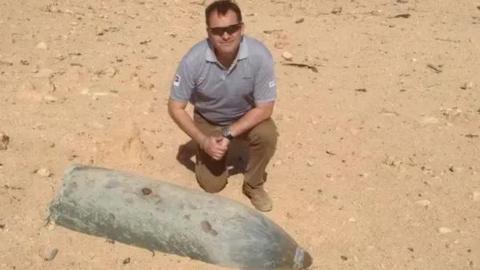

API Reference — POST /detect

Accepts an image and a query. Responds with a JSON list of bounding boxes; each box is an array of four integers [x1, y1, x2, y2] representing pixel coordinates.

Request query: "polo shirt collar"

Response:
[[205, 36, 249, 63]]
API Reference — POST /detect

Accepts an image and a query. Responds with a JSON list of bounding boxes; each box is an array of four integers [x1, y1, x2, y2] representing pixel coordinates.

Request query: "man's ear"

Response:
[[240, 23, 245, 35]]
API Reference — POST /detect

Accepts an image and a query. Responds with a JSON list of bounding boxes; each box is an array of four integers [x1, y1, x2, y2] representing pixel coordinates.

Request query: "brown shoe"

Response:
[[242, 184, 273, 212]]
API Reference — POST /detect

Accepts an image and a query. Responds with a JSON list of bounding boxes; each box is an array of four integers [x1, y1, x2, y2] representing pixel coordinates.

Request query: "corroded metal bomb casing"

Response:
[[49, 165, 312, 270]]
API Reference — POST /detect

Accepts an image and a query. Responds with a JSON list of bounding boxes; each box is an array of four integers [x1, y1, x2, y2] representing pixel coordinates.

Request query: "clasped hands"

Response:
[[201, 135, 230, 160]]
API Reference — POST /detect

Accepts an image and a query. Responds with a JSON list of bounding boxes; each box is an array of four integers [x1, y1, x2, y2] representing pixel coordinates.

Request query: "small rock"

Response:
[[272, 160, 283, 167], [460, 82, 474, 90], [306, 160, 314, 167], [36, 42, 48, 50], [358, 172, 369, 178], [438, 227, 452, 234], [104, 66, 118, 77], [46, 221, 56, 231], [420, 116, 440, 125], [142, 187, 152, 195], [473, 191, 480, 201], [44, 248, 59, 261], [36, 168, 53, 177], [282, 51, 293, 61], [166, 32, 177, 38], [0, 133, 9, 150], [33, 68, 53, 78], [295, 18, 304, 24], [340, 255, 348, 261], [43, 95, 58, 103], [331, 7, 343, 14], [393, 13, 411, 18], [274, 41, 289, 50], [80, 88, 90, 95], [415, 199, 431, 207], [348, 217, 356, 222], [123, 257, 131, 264]]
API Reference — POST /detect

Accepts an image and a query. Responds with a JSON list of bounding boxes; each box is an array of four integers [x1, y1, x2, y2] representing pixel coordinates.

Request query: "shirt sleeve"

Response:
[[170, 57, 195, 102], [253, 52, 277, 104]]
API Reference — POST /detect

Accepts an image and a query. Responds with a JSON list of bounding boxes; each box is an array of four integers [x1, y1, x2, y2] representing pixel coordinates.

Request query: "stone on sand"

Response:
[[282, 51, 293, 61], [0, 133, 9, 150]]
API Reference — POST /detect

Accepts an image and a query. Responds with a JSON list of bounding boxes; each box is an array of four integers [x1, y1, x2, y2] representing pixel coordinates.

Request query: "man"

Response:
[[168, 0, 277, 212]]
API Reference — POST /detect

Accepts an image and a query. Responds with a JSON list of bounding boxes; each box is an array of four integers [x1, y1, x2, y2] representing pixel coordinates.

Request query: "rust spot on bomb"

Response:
[[142, 187, 152, 195], [201, 220, 218, 236]]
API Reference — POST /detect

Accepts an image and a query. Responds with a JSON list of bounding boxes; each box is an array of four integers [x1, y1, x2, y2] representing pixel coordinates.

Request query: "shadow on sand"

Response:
[[175, 139, 249, 177]]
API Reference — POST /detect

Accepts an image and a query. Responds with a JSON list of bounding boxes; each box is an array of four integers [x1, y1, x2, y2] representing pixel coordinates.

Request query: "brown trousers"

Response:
[[193, 113, 278, 193]]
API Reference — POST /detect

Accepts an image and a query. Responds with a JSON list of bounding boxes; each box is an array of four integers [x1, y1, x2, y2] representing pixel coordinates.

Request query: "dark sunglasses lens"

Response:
[[210, 24, 241, 36], [211, 28, 225, 36], [226, 24, 241, 34]]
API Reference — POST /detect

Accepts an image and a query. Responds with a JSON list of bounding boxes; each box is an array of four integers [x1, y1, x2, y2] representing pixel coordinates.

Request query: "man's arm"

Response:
[[168, 99, 227, 160], [228, 101, 275, 138], [168, 99, 206, 145]]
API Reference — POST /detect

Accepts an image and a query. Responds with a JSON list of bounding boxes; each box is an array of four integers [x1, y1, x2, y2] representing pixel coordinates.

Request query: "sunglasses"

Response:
[[208, 23, 243, 36]]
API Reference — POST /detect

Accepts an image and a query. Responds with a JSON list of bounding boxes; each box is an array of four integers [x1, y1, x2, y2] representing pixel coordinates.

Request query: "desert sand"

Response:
[[1, 0, 479, 269]]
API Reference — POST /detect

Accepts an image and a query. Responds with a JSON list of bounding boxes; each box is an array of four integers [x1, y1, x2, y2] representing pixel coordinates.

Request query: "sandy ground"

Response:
[[1, 0, 479, 269]]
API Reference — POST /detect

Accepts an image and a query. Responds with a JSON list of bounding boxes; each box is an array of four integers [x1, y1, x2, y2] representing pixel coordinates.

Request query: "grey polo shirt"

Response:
[[170, 35, 276, 126]]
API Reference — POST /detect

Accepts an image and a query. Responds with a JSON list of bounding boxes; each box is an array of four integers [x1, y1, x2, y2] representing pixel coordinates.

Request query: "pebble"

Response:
[[420, 116, 440, 125], [473, 191, 480, 201], [36, 168, 53, 177], [36, 42, 48, 50], [438, 227, 452, 234], [460, 81, 474, 90], [44, 248, 59, 261], [415, 199, 431, 207], [104, 66, 118, 77], [331, 7, 343, 14], [272, 160, 283, 167], [80, 88, 90, 95], [33, 68, 53, 78], [281, 51, 293, 61], [274, 41, 288, 49], [295, 18, 304, 24], [0, 133, 9, 150], [43, 95, 58, 103], [306, 160, 314, 167], [46, 221, 56, 231]]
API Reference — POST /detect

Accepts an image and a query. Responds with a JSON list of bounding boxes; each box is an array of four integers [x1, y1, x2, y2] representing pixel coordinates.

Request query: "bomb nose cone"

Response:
[[293, 247, 313, 269], [302, 251, 313, 269]]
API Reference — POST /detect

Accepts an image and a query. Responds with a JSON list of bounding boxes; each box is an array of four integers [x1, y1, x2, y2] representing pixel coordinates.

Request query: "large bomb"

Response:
[[49, 165, 312, 270]]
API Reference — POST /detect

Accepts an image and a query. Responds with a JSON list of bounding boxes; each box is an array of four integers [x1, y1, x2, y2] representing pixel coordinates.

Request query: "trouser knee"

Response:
[[248, 119, 278, 153], [195, 173, 227, 193]]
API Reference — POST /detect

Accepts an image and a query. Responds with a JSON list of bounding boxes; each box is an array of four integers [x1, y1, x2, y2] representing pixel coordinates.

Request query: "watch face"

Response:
[[222, 127, 229, 137], [222, 127, 233, 140]]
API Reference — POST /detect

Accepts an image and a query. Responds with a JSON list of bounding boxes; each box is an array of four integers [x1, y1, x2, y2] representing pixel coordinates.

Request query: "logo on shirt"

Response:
[[269, 80, 276, 88], [173, 74, 181, 87]]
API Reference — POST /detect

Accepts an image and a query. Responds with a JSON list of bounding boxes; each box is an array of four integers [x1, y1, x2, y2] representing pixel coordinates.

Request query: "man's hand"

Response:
[[201, 136, 230, 160]]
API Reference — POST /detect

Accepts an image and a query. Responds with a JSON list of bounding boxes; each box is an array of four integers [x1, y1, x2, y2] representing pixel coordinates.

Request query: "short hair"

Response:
[[205, 0, 242, 26]]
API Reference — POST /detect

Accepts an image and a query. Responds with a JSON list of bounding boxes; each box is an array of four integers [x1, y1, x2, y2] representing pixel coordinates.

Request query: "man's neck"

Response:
[[215, 49, 239, 69], [217, 55, 235, 69]]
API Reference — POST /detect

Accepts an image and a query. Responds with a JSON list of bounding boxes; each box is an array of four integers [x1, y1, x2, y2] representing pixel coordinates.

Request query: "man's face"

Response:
[[207, 9, 244, 57]]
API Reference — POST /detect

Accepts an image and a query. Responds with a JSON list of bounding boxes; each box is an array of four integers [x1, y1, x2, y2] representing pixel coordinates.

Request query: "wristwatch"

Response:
[[222, 126, 234, 141]]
